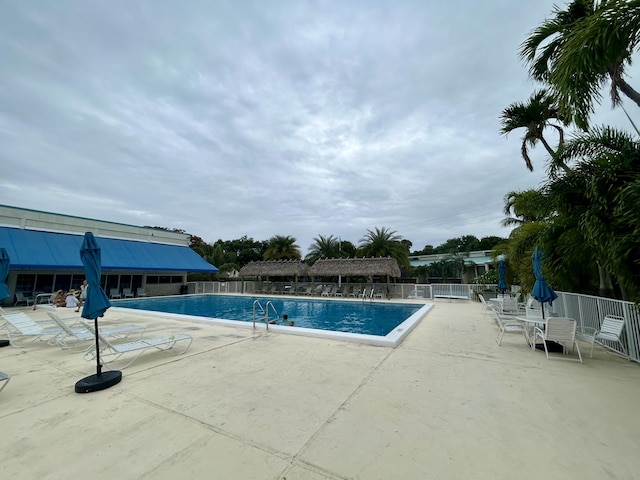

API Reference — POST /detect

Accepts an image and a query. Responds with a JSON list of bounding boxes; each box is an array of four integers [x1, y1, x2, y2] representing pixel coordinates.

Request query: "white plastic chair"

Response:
[[14, 292, 34, 306], [534, 317, 582, 363], [492, 310, 526, 346], [577, 314, 627, 358], [109, 288, 122, 299]]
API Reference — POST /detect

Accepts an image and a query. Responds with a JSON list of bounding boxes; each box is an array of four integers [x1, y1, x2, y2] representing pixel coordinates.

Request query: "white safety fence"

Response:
[[187, 281, 639, 363]]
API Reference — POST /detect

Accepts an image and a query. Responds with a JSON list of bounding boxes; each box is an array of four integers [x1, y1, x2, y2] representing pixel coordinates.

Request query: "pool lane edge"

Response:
[[110, 302, 434, 348]]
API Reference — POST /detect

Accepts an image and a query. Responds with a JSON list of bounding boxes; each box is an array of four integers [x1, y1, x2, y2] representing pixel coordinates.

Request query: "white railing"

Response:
[[186, 281, 639, 363]]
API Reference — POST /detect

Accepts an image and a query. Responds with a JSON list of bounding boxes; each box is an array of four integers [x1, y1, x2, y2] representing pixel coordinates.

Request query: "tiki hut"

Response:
[[309, 257, 401, 280], [239, 260, 310, 277], [239, 260, 310, 293]]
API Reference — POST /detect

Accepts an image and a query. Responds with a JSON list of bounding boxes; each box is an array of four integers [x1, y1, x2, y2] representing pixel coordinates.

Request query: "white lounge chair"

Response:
[[47, 312, 146, 350], [534, 317, 582, 363], [33, 292, 55, 309], [109, 288, 122, 299], [0, 371, 9, 394], [577, 314, 627, 358], [320, 285, 332, 297], [122, 288, 134, 299], [82, 320, 192, 368], [1, 312, 82, 347], [136, 287, 147, 297]]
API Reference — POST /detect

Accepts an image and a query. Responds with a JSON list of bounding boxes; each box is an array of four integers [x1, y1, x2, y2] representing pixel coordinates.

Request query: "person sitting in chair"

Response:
[[65, 290, 79, 309], [53, 290, 66, 307]]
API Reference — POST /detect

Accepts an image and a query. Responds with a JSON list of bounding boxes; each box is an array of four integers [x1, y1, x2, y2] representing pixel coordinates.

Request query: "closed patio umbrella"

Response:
[[531, 246, 557, 320], [0, 248, 10, 302], [0, 248, 10, 347], [497, 258, 508, 294], [75, 232, 121, 393]]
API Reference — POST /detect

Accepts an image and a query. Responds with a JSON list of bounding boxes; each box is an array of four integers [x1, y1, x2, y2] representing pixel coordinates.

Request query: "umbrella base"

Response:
[[0, 339, 9, 348], [75, 370, 122, 393], [535, 341, 565, 353]]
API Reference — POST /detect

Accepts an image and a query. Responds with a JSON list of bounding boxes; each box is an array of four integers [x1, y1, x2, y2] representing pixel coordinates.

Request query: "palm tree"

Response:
[[548, 126, 640, 299], [501, 189, 551, 227], [500, 89, 571, 173], [520, 0, 640, 129], [359, 227, 409, 268], [304, 235, 341, 265], [263, 235, 301, 260]]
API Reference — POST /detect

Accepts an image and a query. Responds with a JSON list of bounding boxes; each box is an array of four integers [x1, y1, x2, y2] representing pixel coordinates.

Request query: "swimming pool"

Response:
[[112, 294, 433, 347]]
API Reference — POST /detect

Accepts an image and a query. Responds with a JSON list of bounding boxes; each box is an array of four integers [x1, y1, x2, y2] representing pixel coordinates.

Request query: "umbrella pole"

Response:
[[94, 318, 102, 376], [74, 317, 122, 393]]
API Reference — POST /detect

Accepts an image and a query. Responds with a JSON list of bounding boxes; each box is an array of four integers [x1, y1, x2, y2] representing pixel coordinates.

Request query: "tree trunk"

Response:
[[617, 78, 640, 109], [540, 134, 571, 174], [597, 261, 615, 298]]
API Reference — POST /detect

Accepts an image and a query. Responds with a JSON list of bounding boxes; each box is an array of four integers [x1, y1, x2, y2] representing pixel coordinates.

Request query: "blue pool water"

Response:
[[113, 294, 423, 336]]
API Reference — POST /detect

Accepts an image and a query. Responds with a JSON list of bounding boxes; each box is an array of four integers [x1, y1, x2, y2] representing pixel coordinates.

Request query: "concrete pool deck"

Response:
[[1, 299, 639, 479]]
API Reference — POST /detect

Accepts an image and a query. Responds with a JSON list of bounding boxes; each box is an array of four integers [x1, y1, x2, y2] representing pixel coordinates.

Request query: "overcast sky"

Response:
[[0, 1, 635, 256]]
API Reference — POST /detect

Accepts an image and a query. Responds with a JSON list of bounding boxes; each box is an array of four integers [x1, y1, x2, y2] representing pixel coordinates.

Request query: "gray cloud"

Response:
[[1, 0, 636, 255]]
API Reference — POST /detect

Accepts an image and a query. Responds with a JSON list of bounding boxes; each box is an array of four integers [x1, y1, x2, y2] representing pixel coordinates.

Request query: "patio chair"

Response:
[[81, 320, 193, 368], [1, 312, 81, 347], [500, 297, 519, 314], [492, 310, 526, 346], [372, 288, 385, 299], [576, 314, 627, 359], [0, 371, 9, 394], [534, 317, 582, 363], [348, 286, 361, 298], [321, 285, 333, 297], [478, 294, 499, 314], [122, 288, 134, 299], [136, 287, 147, 297], [109, 288, 122, 299], [47, 312, 146, 350], [14, 292, 34, 307]]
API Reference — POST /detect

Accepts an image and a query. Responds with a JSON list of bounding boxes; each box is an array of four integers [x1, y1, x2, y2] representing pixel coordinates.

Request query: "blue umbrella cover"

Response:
[[497, 259, 508, 294], [531, 246, 558, 318], [80, 232, 111, 320], [0, 248, 10, 302]]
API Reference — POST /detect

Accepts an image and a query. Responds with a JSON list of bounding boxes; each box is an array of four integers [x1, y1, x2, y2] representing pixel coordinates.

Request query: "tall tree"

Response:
[[500, 89, 571, 173], [521, 0, 640, 129], [358, 227, 409, 268], [305, 235, 341, 265], [263, 235, 302, 260]]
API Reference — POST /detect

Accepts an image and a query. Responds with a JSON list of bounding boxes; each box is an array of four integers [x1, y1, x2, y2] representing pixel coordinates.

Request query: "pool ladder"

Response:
[[252, 300, 279, 330]]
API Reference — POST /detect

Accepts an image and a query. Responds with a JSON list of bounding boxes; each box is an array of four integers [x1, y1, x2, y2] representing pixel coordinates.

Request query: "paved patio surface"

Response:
[[1, 299, 639, 480]]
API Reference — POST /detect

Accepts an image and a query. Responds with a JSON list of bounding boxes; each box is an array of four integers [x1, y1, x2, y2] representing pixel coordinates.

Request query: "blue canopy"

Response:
[[0, 226, 218, 272], [531, 247, 557, 313], [80, 232, 111, 320], [497, 259, 508, 293], [0, 248, 10, 301]]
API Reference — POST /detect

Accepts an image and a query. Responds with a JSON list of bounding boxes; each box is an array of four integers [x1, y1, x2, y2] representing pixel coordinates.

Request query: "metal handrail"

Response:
[[252, 300, 266, 330], [265, 301, 279, 326]]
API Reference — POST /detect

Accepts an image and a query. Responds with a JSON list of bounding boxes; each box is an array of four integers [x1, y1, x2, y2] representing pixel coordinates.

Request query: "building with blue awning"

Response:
[[0, 205, 218, 304]]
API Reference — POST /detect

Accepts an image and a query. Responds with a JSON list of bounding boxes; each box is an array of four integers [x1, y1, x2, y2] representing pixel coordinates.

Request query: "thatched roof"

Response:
[[239, 260, 310, 277], [309, 257, 401, 278]]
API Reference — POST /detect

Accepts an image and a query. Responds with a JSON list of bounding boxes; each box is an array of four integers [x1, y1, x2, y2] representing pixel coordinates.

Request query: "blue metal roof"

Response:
[[0, 227, 218, 273]]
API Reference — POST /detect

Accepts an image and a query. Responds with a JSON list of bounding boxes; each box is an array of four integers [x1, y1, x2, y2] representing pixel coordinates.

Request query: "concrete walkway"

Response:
[[1, 300, 639, 479]]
